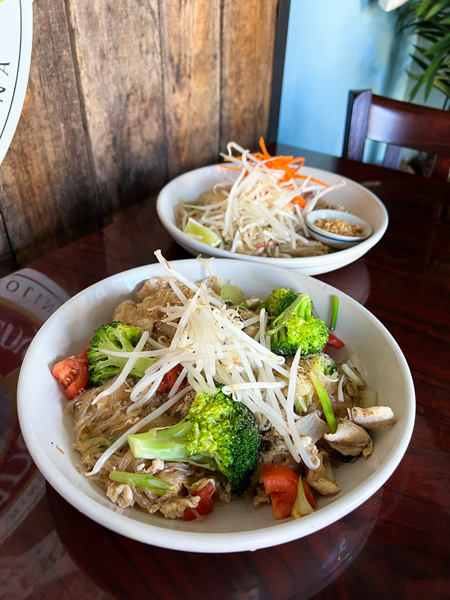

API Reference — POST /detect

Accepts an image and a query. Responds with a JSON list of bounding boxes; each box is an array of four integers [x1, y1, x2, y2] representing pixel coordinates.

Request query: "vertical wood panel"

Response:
[[66, 0, 167, 224], [0, 0, 98, 268], [0, 0, 280, 277], [160, 0, 221, 178], [220, 0, 279, 152]]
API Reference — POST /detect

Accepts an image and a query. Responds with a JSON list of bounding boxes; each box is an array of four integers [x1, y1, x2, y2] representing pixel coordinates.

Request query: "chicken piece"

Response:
[[189, 477, 216, 495], [306, 452, 340, 495], [254, 487, 271, 507], [349, 406, 396, 429], [158, 496, 200, 519], [106, 482, 135, 508], [324, 419, 373, 458], [217, 481, 232, 504], [136, 458, 165, 474]]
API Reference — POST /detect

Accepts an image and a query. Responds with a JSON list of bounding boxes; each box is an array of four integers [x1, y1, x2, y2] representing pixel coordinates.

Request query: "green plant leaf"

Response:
[[400, 0, 450, 103], [409, 78, 424, 100], [432, 78, 450, 98], [424, 52, 445, 99], [405, 70, 422, 81], [411, 53, 431, 72], [424, 35, 450, 57], [417, 0, 437, 18], [424, 0, 449, 20]]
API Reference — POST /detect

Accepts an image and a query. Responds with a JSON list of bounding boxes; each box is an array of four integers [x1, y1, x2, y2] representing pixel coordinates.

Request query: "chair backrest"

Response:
[[342, 89, 450, 180]]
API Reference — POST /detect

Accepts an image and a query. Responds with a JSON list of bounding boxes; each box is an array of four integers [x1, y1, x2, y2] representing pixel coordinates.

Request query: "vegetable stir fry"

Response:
[[52, 252, 395, 522]]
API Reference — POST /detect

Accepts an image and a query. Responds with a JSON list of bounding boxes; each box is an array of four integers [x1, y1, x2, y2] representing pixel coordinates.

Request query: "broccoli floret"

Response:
[[87, 321, 156, 386], [267, 294, 328, 357], [127, 387, 262, 496], [256, 288, 299, 316], [310, 354, 338, 377]]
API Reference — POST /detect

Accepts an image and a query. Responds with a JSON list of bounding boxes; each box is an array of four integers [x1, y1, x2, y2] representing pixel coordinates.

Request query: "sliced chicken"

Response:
[[106, 482, 135, 508], [306, 452, 340, 495], [324, 419, 373, 458], [349, 406, 396, 429], [158, 496, 200, 519]]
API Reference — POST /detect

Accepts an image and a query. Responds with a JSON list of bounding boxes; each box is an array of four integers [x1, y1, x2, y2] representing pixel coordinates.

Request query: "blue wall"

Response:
[[278, 0, 414, 157]]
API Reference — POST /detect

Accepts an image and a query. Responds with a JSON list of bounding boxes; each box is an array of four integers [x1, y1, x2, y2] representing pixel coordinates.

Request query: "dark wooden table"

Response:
[[1, 146, 449, 600]]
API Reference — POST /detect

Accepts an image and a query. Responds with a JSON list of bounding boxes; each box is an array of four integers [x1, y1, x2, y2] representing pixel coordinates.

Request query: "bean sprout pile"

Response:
[[175, 141, 347, 258]]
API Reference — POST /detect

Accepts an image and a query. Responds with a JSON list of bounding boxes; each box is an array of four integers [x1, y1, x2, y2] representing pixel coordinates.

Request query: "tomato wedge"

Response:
[[325, 331, 345, 351], [51, 349, 90, 400], [157, 364, 186, 394], [182, 481, 215, 521], [262, 464, 299, 520]]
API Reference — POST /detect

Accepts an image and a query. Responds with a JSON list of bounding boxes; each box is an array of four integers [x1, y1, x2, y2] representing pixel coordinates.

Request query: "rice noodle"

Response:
[[86, 385, 193, 476], [63, 251, 390, 520], [174, 143, 349, 258]]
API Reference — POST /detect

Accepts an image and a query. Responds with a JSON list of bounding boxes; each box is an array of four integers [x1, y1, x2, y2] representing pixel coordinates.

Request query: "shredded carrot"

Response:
[[219, 165, 243, 172], [222, 138, 329, 192], [291, 196, 307, 208]]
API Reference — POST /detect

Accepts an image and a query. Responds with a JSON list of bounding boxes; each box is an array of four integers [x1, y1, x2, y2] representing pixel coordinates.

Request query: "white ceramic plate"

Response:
[[156, 165, 389, 276], [18, 259, 415, 553]]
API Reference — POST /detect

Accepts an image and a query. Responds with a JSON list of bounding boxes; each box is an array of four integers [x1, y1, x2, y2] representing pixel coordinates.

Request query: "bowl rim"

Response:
[[156, 164, 389, 267], [17, 258, 415, 553], [305, 209, 372, 243]]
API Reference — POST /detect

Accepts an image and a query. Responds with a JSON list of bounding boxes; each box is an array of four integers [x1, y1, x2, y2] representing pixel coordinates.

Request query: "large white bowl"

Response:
[[156, 165, 389, 276], [18, 259, 415, 553]]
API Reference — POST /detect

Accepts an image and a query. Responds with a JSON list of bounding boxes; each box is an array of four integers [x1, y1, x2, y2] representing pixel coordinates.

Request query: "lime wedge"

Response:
[[183, 218, 222, 247]]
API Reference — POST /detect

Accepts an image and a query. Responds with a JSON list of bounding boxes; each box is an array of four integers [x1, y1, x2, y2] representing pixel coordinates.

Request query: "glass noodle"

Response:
[[174, 140, 347, 258]]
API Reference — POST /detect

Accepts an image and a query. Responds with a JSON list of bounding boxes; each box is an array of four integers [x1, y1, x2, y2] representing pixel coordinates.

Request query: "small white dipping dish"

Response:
[[306, 209, 372, 250]]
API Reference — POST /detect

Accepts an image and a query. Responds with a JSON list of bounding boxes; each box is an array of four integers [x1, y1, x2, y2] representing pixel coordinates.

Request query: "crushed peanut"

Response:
[[315, 218, 364, 237]]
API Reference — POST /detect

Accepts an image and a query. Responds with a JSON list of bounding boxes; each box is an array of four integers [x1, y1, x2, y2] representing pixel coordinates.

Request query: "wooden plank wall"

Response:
[[0, 0, 279, 277]]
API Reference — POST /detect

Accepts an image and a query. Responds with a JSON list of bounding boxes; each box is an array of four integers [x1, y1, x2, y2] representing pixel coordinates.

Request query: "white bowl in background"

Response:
[[156, 165, 389, 276], [306, 209, 372, 250], [18, 259, 415, 553]]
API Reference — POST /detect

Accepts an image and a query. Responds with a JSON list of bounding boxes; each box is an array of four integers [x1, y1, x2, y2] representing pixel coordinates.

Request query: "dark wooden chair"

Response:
[[342, 89, 450, 180]]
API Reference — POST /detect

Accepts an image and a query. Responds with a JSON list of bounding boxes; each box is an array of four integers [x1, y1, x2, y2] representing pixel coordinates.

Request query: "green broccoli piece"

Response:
[[87, 321, 156, 386], [267, 294, 328, 357], [256, 288, 299, 316], [310, 354, 338, 377], [127, 387, 262, 496]]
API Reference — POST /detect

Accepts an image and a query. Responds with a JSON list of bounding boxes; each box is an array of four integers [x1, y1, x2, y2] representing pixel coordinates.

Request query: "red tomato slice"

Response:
[[157, 364, 186, 394], [325, 332, 345, 351], [51, 349, 90, 400], [262, 464, 299, 520], [182, 481, 215, 521]]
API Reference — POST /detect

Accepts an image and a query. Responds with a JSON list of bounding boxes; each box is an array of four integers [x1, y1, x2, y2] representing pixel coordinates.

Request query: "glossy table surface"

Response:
[[1, 145, 449, 600]]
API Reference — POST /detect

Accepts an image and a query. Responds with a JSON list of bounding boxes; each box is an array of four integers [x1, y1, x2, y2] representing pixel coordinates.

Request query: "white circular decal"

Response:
[[0, 0, 33, 165]]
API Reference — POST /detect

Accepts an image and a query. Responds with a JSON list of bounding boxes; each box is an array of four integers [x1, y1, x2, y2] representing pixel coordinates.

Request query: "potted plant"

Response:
[[397, 0, 450, 108]]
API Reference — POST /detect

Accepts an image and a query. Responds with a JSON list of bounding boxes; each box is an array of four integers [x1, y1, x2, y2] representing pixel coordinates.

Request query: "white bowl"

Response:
[[17, 259, 415, 553], [156, 165, 389, 276], [306, 209, 372, 250]]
